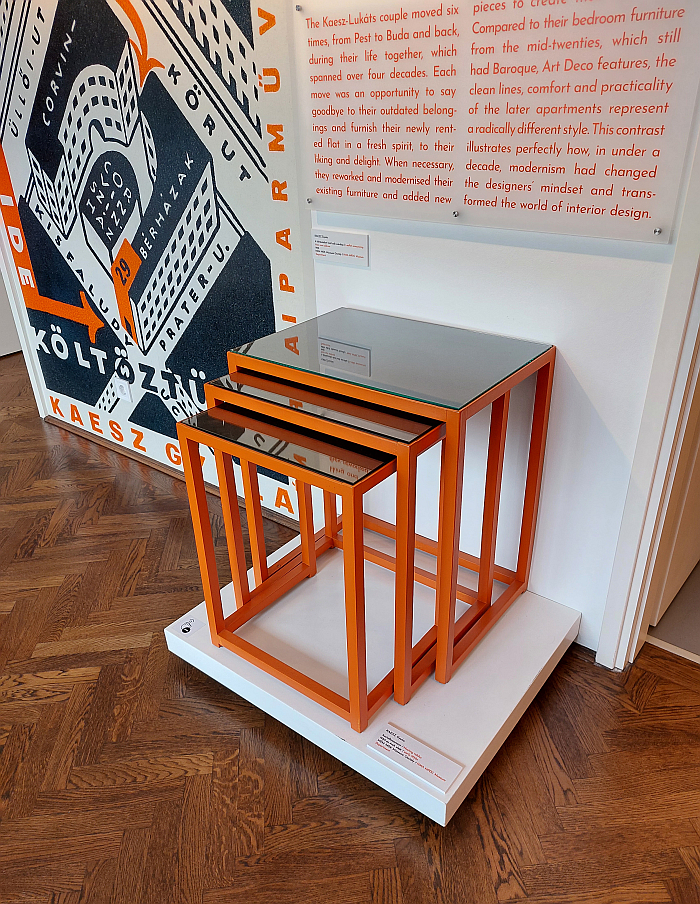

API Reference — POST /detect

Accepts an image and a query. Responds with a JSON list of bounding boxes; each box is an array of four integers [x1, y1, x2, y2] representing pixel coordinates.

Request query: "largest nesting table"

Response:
[[222, 308, 555, 688]]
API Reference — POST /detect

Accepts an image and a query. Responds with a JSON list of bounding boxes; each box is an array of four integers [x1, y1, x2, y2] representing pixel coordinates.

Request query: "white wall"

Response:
[[311, 217, 671, 650]]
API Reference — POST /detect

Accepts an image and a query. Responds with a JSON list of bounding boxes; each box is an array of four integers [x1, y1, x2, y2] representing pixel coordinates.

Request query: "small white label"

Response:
[[114, 376, 132, 402], [312, 230, 369, 268], [177, 616, 205, 636], [318, 337, 371, 377], [369, 723, 463, 793]]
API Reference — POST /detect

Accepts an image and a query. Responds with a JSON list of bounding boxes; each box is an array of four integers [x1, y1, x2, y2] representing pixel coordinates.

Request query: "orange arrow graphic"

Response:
[[0, 150, 105, 343], [258, 7, 276, 35], [112, 0, 163, 86]]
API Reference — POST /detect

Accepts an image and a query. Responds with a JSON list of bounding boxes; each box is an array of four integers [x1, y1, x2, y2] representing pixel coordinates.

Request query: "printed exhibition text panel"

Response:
[[293, 0, 700, 240]]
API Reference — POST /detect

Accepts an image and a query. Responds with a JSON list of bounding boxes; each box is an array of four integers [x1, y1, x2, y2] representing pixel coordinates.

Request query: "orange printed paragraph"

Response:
[[296, 1, 700, 240]]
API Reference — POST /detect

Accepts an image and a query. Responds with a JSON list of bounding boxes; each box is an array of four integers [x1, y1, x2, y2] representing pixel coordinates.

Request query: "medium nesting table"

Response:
[[203, 371, 445, 708], [224, 309, 555, 688]]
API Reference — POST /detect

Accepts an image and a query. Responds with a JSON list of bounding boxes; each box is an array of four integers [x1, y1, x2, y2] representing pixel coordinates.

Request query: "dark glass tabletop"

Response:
[[231, 309, 551, 410], [182, 407, 393, 485], [208, 373, 439, 444]]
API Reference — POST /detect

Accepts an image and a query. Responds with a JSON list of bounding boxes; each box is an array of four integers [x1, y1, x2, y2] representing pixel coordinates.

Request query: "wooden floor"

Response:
[[2, 352, 700, 904]]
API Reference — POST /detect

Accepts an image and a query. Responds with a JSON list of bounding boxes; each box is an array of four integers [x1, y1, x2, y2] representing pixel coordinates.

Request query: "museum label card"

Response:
[[318, 337, 371, 376], [312, 230, 370, 267], [369, 723, 463, 793]]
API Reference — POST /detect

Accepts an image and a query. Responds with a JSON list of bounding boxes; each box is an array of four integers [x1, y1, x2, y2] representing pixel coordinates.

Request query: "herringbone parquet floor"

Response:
[[2, 350, 700, 904]]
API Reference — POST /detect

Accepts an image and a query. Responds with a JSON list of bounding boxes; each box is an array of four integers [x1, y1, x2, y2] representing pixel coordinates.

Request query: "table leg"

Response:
[[478, 392, 510, 606], [297, 480, 317, 577], [435, 410, 467, 684], [343, 487, 368, 733], [241, 460, 268, 587], [517, 360, 555, 585], [177, 429, 224, 643], [394, 446, 417, 704], [323, 490, 339, 542], [214, 448, 250, 610]]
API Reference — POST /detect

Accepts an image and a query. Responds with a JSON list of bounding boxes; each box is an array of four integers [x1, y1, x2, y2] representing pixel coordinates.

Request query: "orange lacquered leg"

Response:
[[177, 428, 224, 644], [435, 411, 466, 684], [297, 480, 317, 577], [517, 359, 555, 584], [241, 460, 268, 587], [478, 392, 510, 606], [342, 487, 368, 732], [213, 448, 250, 610], [447, 358, 554, 674], [394, 446, 417, 704], [323, 490, 339, 542]]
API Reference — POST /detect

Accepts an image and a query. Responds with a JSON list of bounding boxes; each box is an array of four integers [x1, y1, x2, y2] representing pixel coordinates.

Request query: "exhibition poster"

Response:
[[0, 0, 307, 517]]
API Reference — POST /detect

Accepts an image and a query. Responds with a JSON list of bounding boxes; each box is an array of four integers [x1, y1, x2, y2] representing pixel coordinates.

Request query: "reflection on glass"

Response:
[[182, 407, 394, 485], [209, 373, 439, 443], [231, 308, 551, 410]]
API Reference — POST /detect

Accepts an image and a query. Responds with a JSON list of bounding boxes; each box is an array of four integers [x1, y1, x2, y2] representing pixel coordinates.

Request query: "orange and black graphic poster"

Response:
[[0, 0, 307, 515]]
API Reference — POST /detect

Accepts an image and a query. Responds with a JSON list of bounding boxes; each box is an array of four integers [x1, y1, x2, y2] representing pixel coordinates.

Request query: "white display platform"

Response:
[[165, 536, 580, 825]]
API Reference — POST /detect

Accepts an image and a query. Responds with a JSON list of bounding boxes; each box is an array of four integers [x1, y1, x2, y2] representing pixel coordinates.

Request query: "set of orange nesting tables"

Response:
[[177, 309, 555, 732]]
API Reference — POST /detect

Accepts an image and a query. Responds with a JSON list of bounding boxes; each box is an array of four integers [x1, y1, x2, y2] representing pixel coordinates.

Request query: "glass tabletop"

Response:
[[181, 407, 394, 486], [209, 373, 439, 444], [231, 309, 552, 410]]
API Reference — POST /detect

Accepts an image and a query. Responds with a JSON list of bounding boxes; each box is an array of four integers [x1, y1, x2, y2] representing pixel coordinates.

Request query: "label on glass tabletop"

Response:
[[318, 337, 371, 377]]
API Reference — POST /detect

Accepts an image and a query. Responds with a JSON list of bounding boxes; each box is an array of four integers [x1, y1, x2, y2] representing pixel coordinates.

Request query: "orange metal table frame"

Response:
[[177, 406, 399, 733], [225, 318, 555, 687], [204, 373, 446, 706]]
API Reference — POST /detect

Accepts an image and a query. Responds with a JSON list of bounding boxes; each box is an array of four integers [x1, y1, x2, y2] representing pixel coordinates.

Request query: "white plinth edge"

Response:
[[165, 571, 580, 825]]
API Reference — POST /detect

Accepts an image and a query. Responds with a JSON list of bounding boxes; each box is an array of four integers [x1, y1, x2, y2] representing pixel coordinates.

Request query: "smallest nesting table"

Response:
[[177, 405, 401, 731]]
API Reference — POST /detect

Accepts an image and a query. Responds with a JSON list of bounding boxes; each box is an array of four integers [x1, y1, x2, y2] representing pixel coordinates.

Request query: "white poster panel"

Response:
[[0, 0, 308, 519], [293, 0, 700, 241]]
